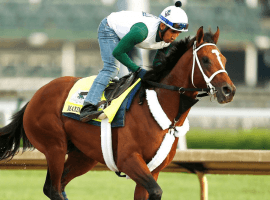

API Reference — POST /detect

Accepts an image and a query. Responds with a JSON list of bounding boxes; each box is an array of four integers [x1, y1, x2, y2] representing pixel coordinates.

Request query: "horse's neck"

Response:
[[162, 48, 194, 89], [155, 55, 196, 123]]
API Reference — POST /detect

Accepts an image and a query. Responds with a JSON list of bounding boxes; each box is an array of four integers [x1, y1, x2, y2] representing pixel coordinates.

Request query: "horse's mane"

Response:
[[143, 31, 215, 85]]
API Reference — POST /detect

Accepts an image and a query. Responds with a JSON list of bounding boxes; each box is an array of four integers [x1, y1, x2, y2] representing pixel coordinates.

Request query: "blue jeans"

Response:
[[84, 18, 121, 106]]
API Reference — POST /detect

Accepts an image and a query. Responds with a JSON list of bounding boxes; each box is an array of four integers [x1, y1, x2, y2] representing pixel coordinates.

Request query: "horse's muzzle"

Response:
[[216, 82, 236, 104]]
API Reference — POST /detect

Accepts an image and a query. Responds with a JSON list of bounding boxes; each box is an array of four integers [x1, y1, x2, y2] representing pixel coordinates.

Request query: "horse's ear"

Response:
[[196, 26, 204, 44], [212, 27, 220, 44]]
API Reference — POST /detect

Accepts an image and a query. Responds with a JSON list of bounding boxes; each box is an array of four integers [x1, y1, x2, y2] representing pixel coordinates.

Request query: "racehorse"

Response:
[[0, 27, 235, 200]]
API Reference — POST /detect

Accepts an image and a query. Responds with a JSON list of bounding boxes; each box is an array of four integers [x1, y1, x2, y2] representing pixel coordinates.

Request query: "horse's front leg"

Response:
[[118, 153, 162, 200], [134, 172, 160, 200]]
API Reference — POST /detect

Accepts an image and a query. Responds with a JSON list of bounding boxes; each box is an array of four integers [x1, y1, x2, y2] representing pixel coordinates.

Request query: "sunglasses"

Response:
[[159, 15, 189, 31]]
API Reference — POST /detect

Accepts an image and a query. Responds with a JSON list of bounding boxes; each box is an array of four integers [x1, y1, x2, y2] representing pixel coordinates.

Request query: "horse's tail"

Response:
[[0, 102, 33, 161]]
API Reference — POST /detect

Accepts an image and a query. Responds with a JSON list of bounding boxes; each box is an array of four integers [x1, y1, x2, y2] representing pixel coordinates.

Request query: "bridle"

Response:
[[191, 41, 227, 95], [144, 41, 228, 96]]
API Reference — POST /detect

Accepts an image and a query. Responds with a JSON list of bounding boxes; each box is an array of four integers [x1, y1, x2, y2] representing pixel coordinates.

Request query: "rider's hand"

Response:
[[136, 68, 147, 79]]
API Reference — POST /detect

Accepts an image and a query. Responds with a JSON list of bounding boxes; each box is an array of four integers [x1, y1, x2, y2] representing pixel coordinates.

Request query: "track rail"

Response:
[[2, 149, 270, 200], [1, 149, 270, 174]]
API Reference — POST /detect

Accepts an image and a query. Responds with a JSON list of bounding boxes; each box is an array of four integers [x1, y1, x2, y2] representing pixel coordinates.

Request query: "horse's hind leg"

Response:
[[24, 130, 67, 200], [44, 168, 52, 198], [61, 150, 98, 191], [119, 154, 162, 200], [45, 147, 67, 200], [43, 149, 98, 200]]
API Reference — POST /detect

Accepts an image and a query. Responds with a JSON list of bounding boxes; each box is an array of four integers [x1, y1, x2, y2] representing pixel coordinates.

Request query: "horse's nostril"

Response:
[[223, 86, 231, 97]]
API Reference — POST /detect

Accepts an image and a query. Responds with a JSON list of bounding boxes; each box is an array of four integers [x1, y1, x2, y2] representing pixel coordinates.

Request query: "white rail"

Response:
[[1, 149, 270, 200]]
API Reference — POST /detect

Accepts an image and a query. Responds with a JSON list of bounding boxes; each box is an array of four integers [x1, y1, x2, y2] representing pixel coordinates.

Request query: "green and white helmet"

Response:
[[159, 1, 189, 32]]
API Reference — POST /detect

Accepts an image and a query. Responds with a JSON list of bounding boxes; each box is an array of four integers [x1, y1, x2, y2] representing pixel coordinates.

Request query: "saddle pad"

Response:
[[62, 76, 141, 127]]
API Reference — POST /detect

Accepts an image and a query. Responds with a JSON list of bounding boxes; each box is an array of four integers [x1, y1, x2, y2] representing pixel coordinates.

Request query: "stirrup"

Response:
[[80, 110, 104, 123]]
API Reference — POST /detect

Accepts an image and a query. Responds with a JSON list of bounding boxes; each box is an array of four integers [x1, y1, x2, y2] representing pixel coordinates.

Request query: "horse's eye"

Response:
[[202, 56, 210, 64], [201, 56, 211, 67]]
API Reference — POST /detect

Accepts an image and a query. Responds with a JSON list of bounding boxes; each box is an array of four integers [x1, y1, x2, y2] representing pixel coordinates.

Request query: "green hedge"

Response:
[[17, 128, 270, 150], [187, 128, 270, 150]]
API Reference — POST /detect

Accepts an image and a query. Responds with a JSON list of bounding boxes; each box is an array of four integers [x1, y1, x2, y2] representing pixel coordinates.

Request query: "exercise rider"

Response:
[[80, 1, 189, 123]]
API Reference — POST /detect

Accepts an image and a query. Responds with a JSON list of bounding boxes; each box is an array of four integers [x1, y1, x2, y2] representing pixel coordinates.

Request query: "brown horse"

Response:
[[0, 27, 235, 200]]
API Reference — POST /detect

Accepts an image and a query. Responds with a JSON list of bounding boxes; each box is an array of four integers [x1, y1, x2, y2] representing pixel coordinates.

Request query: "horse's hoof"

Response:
[[98, 113, 107, 120]]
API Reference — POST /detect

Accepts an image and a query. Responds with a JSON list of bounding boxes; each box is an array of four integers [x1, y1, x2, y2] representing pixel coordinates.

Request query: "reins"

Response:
[[144, 80, 210, 98]]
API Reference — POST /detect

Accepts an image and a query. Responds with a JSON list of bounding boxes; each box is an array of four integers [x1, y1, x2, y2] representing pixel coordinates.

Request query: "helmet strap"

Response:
[[159, 25, 169, 41]]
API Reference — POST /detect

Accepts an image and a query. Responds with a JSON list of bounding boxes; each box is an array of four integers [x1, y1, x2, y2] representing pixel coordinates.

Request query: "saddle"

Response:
[[80, 71, 139, 107], [105, 72, 138, 101]]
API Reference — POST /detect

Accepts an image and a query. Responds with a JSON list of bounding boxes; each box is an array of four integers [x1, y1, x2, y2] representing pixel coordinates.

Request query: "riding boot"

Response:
[[80, 103, 103, 123]]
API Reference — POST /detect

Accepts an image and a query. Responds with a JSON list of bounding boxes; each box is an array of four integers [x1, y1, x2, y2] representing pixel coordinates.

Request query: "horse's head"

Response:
[[189, 27, 236, 104], [144, 26, 236, 104]]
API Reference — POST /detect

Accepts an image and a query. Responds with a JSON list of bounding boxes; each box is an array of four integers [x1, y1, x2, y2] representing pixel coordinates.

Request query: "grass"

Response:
[[0, 170, 270, 200], [187, 128, 270, 150]]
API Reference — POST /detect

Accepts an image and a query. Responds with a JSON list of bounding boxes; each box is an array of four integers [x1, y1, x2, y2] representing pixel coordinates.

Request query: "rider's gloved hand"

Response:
[[136, 67, 147, 79]]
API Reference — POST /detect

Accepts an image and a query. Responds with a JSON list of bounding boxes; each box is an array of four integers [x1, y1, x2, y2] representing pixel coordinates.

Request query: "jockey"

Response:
[[80, 1, 188, 122]]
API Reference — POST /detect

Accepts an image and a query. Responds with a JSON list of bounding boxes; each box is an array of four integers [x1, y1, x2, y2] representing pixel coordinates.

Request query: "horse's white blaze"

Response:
[[211, 49, 225, 69]]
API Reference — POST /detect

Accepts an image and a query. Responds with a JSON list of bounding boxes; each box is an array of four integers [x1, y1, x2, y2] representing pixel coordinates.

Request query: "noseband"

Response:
[[191, 41, 227, 95]]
